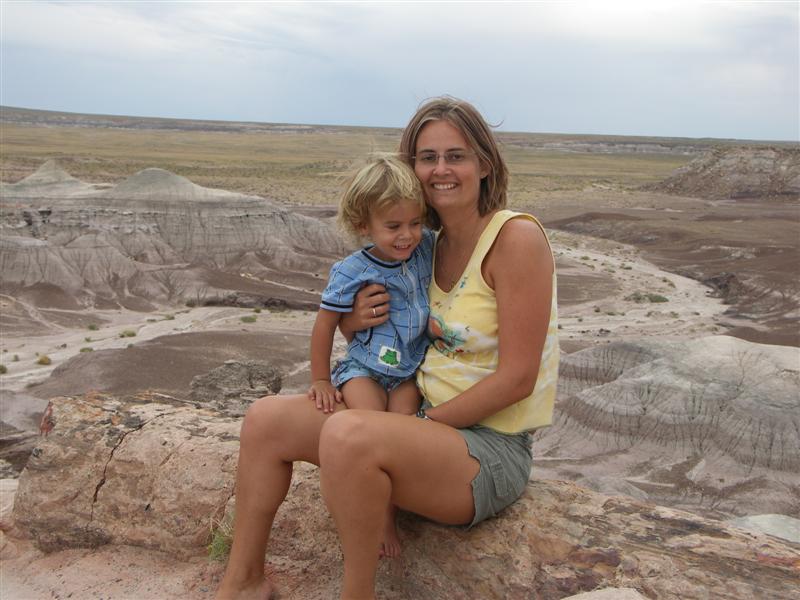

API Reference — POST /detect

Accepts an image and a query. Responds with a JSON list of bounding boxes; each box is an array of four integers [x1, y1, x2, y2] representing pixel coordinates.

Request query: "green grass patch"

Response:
[[208, 512, 235, 562]]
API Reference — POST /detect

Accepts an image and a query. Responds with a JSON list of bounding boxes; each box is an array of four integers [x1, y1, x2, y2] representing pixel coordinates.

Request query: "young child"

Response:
[[308, 153, 434, 557]]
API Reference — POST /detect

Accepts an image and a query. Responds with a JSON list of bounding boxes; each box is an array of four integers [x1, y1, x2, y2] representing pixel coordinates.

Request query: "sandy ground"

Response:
[[0, 233, 736, 599]]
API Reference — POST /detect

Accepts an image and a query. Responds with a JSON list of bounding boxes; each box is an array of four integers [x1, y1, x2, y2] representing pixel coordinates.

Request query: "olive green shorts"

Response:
[[457, 424, 532, 528]]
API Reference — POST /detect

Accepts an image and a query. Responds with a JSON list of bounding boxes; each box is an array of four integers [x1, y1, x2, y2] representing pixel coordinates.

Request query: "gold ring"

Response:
[[372, 308, 377, 317]]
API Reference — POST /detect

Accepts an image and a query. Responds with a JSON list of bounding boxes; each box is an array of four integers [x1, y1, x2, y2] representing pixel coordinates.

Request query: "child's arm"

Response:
[[309, 308, 344, 413]]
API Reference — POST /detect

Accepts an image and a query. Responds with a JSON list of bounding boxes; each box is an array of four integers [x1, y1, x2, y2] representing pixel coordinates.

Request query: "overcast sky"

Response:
[[1, 1, 798, 141]]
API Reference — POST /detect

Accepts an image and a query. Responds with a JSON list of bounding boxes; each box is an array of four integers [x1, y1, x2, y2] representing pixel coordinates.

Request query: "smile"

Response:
[[432, 183, 457, 190]]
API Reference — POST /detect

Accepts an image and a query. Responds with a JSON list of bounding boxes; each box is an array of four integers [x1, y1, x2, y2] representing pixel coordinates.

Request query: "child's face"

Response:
[[359, 199, 424, 262]]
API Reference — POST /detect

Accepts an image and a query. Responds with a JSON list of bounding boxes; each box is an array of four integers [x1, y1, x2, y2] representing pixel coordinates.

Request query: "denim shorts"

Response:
[[331, 357, 411, 393], [458, 424, 532, 528]]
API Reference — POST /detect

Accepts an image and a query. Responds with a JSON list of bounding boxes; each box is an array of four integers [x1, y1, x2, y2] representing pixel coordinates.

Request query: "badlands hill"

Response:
[[1, 161, 348, 313], [648, 146, 800, 199]]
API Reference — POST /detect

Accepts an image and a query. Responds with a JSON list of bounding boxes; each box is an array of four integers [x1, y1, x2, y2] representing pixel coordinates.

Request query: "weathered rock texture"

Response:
[[12, 392, 240, 557], [534, 335, 800, 519], [190, 359, 283, 416], [10, 393, 800, 599], [1, 162, 348, 310], [650, 146, 800, 199]]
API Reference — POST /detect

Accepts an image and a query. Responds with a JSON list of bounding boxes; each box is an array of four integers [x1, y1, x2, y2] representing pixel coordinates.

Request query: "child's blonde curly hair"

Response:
[[338, 153, 426, 238]]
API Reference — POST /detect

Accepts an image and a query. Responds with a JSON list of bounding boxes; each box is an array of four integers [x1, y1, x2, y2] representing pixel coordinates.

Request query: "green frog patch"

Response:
[[379, 346, 401, 367]]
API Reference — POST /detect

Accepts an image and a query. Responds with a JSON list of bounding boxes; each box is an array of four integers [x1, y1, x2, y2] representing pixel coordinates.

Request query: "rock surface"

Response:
[[189, 359, 283, 416], [11, 392, 240, 557], [1, 162, 348, 310], [534, 335, 800, 519], [650, 146, 800, 199], [8, 393, 800, 599]]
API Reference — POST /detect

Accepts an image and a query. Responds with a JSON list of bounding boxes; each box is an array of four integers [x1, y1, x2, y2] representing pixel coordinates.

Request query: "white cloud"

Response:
[[1, 0, 797, 139]]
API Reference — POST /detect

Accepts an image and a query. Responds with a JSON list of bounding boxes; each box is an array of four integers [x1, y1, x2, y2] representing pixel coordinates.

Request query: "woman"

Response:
[[216, 97, 559, 600]]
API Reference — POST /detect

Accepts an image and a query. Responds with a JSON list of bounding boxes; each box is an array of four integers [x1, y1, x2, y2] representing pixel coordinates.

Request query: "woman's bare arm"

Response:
[[338, 283, 390, 341], [426, 218, 553, 427]]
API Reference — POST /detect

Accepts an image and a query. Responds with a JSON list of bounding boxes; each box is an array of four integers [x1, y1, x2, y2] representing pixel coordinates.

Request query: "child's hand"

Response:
[[308, 380, 343, 413]]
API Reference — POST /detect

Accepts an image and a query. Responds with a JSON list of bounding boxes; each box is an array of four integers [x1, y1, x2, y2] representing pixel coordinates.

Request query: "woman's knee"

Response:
[[240, 395, 284, 442], [319, 411, 378, 467]]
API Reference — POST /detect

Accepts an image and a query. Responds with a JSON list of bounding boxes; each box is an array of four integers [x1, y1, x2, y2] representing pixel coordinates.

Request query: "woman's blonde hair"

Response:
[[399, 96, 508, 229], [338, 153, 426, 238]]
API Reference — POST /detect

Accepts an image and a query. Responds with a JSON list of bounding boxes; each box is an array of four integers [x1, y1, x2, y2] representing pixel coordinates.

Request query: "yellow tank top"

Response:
[[416, 210, 559, 433]]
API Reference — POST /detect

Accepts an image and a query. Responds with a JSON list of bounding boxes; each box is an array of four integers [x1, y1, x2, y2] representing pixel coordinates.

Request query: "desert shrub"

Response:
[[164, 314, 175, 320], [12, 355, 19, 362], [208, 512, 235, 562], [80, 347, 93, 353], [85, 337, 92, 342], [119, 330, 137, 338], [626, 292, 669, 304], [185, 299, 197, 308], [88, 324, 99, 331], [0, 365, 6, 375], [240, 315, 257, 323], [37, 355, 51, 366], [253, 308, 262, 313]]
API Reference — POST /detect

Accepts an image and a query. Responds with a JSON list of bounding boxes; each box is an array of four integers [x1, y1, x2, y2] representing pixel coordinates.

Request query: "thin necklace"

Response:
[[437, 215, 488, 290]]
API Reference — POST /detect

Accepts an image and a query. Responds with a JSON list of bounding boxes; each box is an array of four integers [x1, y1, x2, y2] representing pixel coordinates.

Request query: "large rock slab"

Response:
[[9, 393, 800, 599], [12, 392, 240, 557]]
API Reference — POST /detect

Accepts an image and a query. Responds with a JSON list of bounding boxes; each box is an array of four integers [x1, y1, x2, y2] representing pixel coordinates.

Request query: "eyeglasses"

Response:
[[412, 150, 477, 167]]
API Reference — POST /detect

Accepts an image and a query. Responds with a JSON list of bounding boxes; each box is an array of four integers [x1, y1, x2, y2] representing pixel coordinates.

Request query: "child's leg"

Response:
[[340, 376, 388, 411], [386, 379, 422, 415], [379, 379, 422, 559]]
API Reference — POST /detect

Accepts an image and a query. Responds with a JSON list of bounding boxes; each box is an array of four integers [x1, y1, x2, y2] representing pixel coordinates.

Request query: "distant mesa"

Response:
[[649, 146, 800, 200]]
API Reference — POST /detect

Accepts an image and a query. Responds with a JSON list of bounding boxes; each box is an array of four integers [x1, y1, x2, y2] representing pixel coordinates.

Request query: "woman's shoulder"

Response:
[[493, 213, 550, 256]]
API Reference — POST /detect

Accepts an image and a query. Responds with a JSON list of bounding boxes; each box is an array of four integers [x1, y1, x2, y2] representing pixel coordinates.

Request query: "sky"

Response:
[[1, 1, 798, 141]]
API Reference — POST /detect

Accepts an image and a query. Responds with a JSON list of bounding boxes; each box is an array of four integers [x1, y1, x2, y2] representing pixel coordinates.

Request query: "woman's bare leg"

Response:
[[379, 380, 422, 558], [215, 394, 344, 600], [319, 410, 479, 600]]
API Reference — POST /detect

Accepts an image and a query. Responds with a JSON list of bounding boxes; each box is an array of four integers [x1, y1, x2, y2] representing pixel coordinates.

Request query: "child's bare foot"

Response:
[[215, 575, 275, 600], [379, 519, 402, 559]]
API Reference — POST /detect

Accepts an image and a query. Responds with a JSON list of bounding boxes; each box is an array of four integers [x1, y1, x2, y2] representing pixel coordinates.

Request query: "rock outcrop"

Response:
[[649, 146, 800, 199], [9, 393, 800, 599], [1, 162, 349, 309], [534, 335, 800, 519], [189, 360, 283, 416]]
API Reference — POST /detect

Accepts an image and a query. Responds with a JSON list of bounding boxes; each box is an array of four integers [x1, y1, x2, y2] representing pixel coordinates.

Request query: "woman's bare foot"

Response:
[[215, 575, 275, 600], [379, 513, 402, 559]]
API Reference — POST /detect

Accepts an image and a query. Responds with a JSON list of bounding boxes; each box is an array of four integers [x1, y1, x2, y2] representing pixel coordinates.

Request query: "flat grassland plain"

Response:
[[0, 109, 691, 205]]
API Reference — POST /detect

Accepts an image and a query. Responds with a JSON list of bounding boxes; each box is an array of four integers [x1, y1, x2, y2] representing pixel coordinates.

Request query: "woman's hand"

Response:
[[308, 380, 343, 413], [339, 283, 390, 340]]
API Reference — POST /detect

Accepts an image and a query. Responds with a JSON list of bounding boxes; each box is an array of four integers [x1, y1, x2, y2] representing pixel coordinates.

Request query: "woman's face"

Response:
[[413, 120, 488, 217]]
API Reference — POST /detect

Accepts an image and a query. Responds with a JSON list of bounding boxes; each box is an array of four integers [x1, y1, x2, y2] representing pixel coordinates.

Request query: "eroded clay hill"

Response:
[[649, 145, 800, 199], [533, 335, 800, 519], [0, 161, 348, 311]]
